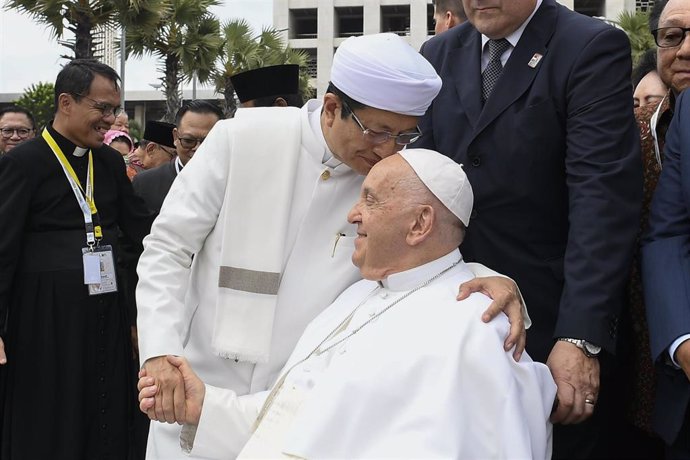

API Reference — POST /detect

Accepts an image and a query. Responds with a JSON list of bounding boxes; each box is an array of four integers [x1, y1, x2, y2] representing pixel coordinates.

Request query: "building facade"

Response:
[[94, 24, 118, 70], [274, 0, 639, 96]]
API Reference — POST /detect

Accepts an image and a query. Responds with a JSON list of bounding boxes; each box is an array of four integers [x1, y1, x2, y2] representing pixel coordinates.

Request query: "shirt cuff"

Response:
[[669, 334, 690, 368]]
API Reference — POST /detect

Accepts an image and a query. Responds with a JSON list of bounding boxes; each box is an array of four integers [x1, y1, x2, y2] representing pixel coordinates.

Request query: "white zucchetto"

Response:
[[330, 33, 442, 116], [399, 149, 474, 227]]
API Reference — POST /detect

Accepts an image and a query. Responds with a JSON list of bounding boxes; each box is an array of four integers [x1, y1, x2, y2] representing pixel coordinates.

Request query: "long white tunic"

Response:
[[137, 101, 365, 459], [187, 250, 556, 459]]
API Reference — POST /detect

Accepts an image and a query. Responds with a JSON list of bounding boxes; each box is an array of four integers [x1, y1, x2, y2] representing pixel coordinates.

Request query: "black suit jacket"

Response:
[[416, 0, 642, 361], [642, 90, 690, 445], [132, 160, 177, 215]]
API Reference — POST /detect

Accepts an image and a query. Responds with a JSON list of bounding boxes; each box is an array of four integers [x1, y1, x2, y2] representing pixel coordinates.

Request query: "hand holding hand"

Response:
[[142, 355, 186, 423], [139, 355, 206, 425], [547, 340, 600, 424], [458, 276, 526, 360]]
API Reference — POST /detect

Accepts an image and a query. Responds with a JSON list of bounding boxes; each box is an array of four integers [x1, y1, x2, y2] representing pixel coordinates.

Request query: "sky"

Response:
[[0, 0, 273, 94]]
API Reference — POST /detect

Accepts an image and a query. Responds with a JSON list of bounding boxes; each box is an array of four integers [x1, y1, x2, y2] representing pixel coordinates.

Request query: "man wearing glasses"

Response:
[[0, 105, 36, 154], [132, 102, 223, 216], [0, 59, 152, 458], [136, 33, 528, 460], [641, 0, 690, 457]]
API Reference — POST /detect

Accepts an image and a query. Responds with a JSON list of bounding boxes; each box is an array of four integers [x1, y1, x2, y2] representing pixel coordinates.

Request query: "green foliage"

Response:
[[4, 0, 167, 59], [128, 119, 143, 142], [615, 10, 656, 67], [215, 19, 313, 117], [126, 0, 223, 122], [14, 82, 55, 130]]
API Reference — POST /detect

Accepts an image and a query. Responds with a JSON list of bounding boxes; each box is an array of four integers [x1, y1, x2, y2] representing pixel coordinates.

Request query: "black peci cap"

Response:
[[230, 64, 300, 103], [143, 120, 176, 148]]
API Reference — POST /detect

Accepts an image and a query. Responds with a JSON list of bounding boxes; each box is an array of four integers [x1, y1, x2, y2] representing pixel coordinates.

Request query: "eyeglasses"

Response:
[[177, 136, 205, 149], [73, 93, 124, 118], [159, 145, 176, 158], [0, 127, 34, 139], [653, 27, 690, 48], [342, 101, 422, 146]]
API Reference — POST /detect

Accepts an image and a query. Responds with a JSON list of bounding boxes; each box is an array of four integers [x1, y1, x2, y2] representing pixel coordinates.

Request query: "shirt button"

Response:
[[471, 156, 481, 167], [320, 170, 331, 181]]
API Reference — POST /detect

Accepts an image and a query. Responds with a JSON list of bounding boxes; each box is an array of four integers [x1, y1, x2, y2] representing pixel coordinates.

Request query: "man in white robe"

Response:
[[139, 149, 556, 459], [136, 33, 528, 460]]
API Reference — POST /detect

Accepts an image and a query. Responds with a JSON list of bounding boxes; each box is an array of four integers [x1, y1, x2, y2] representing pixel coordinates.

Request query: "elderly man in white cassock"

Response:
[[139, 149, 556, 459], [135, 33, 530, 459]]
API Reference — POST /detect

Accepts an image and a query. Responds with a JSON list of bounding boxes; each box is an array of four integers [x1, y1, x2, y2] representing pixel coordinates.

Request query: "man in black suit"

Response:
[[132, 101, 223, 215], [415, 1, 642, 457]]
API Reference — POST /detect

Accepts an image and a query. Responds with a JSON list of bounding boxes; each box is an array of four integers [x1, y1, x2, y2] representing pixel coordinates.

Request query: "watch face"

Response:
[[584, 342, 601, 355]]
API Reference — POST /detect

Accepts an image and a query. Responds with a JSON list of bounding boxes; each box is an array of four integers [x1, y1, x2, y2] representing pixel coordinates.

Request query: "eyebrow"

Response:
[[660, 19, 688, 27]]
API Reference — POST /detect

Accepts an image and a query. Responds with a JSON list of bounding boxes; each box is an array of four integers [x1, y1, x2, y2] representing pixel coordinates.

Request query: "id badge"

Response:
[[81, 245, 118, 295]]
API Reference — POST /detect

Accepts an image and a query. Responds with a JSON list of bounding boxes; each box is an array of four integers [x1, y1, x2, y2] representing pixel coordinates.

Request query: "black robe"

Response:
[[0, 125, 153, 459]]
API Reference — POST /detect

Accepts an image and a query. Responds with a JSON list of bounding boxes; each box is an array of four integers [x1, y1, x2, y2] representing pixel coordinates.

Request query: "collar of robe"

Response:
[[378, 249, 462, 291]]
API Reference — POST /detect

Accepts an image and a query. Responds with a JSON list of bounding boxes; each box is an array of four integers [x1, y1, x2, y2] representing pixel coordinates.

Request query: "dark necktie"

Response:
[[481, 38, 511, 103]]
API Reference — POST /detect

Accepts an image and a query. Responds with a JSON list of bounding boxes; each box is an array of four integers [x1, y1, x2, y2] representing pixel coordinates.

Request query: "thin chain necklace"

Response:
[[253, 258, 461, 427]]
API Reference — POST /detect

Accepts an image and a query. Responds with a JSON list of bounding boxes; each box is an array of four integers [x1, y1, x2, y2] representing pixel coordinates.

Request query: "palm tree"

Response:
[[214, 19, 311, 117], [126, 0, 223, 122], [616, 10, 656, 66], [4, 0, 165, 60]]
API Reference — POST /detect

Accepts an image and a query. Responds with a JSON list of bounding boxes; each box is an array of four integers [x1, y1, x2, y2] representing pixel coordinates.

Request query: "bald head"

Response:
[[347, 154, 466, 280]]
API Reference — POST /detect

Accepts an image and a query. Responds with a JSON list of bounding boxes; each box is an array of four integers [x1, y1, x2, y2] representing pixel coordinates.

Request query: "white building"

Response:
[[274, 0, 639, 96], [94, 24, 118, 70]]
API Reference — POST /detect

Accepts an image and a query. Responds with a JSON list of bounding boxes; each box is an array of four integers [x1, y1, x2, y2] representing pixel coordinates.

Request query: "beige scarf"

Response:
[[212, 107, 304, 363]]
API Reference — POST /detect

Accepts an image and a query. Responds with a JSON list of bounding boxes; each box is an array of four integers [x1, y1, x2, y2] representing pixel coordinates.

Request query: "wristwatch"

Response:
[[557, 337, 601, 358]]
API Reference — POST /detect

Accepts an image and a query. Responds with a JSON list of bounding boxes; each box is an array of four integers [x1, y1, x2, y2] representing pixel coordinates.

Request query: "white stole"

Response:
[[212, 107, 303, 363]]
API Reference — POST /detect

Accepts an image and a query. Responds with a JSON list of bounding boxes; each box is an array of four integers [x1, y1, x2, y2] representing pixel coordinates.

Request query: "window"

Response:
[[290, 8, 318, 39], [427, 3, 435, 35], [381, 5, 411, 36], [574, 0, 605, 17], [335, 6, 364, 38]]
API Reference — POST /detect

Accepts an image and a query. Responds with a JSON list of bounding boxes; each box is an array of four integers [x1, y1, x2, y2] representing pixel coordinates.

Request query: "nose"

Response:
[[10, 130, 21, 140], [347, 200, 362, 224], [372, 138, 402, 159]]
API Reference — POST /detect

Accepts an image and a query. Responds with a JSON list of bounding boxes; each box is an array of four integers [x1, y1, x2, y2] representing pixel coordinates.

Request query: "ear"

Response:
[[406, 205, 435, 246], [273, 97, 288, 107], [322, 93, 340, 128], [445, 11, 454, 28], [172, 127, 179, 142], [56, 93, 73, 116], [145, 142, 157, 157]]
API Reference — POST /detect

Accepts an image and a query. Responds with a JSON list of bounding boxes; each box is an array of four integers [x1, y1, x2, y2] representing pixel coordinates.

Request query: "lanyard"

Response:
[[42, 129, 102, 248]]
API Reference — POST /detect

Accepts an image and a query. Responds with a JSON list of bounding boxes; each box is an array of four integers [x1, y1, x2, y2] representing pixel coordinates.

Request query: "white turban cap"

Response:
[[330, 33, 442, 116], [399, 149, 474, 227]]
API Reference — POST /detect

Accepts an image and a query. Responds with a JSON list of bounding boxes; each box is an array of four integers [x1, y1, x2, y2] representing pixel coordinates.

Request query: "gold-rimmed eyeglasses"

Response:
[[342, 101, 422, 146]]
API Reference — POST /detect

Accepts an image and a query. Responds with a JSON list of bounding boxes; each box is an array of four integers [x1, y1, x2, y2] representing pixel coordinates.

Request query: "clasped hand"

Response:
[[138, 355, 205, 425]]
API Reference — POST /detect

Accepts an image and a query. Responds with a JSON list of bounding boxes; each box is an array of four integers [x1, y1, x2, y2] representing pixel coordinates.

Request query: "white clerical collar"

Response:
[[379, 249, 462, 292], [481, 0, 542, 51], [72, 146, 88, 157]]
